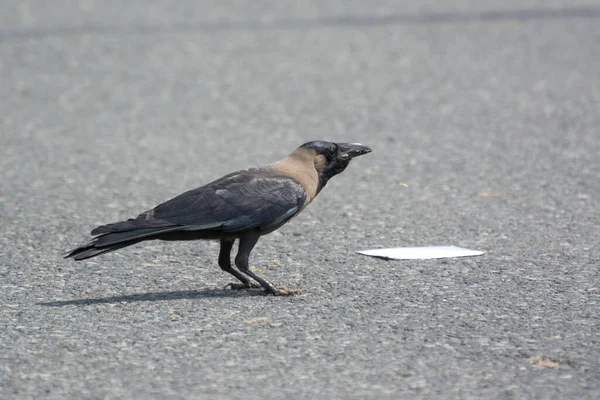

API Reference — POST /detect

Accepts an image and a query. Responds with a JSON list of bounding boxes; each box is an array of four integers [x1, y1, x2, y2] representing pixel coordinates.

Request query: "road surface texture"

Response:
[[1, 1, 599, 398]]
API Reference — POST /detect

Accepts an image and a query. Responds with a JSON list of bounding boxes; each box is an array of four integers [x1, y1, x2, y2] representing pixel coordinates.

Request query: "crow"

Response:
[[65, 141, 372, 294]]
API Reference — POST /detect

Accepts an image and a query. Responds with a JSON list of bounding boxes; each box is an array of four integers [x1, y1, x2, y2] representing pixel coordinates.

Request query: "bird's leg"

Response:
[[219, 238, 260, 290], [235, 231, 280, 295]]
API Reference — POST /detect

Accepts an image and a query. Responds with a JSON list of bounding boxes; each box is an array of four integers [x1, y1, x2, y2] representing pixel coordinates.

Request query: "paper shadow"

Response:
[[1, 6, 599, 42], [38, 288, 267, 307]]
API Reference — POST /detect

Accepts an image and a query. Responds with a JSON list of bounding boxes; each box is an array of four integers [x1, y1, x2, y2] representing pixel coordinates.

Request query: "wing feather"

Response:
[[92, 169, 307, 236]]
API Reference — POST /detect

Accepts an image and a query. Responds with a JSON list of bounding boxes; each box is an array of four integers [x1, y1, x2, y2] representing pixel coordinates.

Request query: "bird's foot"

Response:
[[224, 282, 262, 290], [273, 288, 303, 296]]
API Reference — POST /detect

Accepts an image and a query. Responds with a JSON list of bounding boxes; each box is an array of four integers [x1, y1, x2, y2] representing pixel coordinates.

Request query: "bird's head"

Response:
[[299, 140, 372, 190]]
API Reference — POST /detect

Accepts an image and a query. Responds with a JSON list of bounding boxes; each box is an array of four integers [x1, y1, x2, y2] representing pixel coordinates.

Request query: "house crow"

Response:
[[65, 141, 372, 295]]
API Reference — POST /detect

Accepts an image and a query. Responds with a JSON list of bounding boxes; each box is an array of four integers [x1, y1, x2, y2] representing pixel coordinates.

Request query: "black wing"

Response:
[[93, 168, 307, 236], [65, 169, 307, 260]]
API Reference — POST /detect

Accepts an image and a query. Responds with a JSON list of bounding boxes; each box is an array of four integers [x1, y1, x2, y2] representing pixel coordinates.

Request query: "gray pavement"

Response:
[[1, 1, 600, 398]]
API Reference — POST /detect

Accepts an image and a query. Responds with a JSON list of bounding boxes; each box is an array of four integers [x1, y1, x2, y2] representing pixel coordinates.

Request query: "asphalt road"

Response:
[[1, 1, 599, 399]]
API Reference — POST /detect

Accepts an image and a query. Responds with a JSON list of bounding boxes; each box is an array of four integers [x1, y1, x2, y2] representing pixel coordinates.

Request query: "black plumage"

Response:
[[65, 141, 371, 294]]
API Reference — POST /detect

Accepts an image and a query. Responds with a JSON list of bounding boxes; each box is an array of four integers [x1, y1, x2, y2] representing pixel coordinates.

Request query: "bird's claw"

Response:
[[223, 282, 302, 296], [224, 282, 262, 290]]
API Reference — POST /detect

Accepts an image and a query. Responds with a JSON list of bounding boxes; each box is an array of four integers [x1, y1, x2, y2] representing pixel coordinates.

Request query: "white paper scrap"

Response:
[[357, 246, 484, 260]]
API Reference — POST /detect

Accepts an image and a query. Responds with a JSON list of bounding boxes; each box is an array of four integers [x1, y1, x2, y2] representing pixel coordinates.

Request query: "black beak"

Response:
[[337, 143, 372, 160]]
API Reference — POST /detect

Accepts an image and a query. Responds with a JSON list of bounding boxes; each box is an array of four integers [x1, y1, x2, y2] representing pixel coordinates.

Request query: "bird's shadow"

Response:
[[38, 288, 268, 307]]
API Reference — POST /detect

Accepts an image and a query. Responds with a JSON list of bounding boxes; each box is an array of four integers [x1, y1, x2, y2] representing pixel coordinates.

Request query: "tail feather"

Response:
[[65, 224, 185, 261], [91, 216, 171, 235], [94, 227, 182, 247], [64, 239, 142, 260]]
